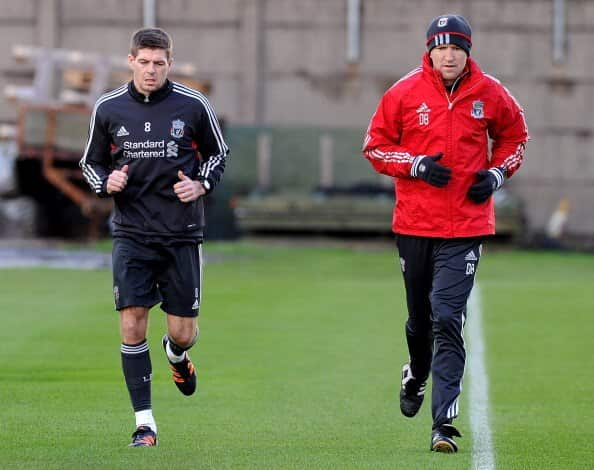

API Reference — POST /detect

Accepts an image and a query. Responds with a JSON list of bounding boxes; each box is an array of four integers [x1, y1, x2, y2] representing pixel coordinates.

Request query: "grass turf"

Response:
[[0, 242, 592, 469]]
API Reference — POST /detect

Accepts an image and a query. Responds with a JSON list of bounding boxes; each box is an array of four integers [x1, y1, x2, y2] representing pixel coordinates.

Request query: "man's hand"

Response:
[[174, 170, 206, 203], [411, 153, 452, 187], [467, 168, 504, 203], [106, 165, 129, 194]]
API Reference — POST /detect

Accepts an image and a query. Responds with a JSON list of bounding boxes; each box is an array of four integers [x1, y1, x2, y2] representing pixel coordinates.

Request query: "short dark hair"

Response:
[[130, 27, 173, 59]]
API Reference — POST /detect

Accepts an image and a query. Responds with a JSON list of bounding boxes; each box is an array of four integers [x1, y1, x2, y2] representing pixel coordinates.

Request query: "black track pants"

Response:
[[396, 234, 482, 428]]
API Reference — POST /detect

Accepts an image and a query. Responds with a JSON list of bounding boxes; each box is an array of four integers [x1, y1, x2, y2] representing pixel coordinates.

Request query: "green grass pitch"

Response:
[[1, 242, 593, 469]]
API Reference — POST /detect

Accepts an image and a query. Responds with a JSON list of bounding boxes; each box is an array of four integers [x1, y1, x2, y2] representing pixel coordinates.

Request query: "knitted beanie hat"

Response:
[[426, 14, 472, 55]]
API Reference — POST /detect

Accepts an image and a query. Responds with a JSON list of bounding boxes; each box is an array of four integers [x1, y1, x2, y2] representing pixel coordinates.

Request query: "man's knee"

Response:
[[431, 306, 463, 338], [120, 306, 149, 343], [167, 320, 199, 349], [169, 330, 198, 349]]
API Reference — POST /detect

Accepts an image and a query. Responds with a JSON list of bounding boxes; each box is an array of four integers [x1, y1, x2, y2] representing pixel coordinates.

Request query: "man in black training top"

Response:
[[80, 27, 229, 447]]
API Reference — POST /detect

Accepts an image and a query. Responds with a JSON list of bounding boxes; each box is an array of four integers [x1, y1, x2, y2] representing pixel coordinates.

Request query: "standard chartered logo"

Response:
[[122, 140, 174, 158], [166, 141, 179, 158]]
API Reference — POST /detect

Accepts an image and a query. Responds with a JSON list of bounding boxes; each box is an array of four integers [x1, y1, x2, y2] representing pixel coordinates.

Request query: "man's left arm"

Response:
[[194, 100, 229, 194], [468, 88, 529, 203], [489, 88, 530, 179]]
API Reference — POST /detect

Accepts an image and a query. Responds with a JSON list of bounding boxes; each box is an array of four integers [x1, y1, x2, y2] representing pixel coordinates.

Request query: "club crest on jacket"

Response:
[[170, 119, 185, 138], [471, 100, 484, 119]]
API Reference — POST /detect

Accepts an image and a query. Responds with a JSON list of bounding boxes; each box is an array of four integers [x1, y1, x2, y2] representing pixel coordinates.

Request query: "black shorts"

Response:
[[112, 237, 202, 317]]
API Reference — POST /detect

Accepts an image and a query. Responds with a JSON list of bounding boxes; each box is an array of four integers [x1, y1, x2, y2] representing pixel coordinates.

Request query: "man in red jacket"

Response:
[[363, 14, 528, 453]]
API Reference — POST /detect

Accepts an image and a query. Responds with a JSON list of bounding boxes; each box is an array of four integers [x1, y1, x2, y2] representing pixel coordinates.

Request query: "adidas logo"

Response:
[[416, 102, 431, 113], [464, 250, 478, 261], [116, 126, 129, 137], [191, 299, 200, 310]]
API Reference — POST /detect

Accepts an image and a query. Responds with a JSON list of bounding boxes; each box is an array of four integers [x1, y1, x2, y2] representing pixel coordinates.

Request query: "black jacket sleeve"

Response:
[[194, 97, 229, 193], [79, 103, 112, 198]]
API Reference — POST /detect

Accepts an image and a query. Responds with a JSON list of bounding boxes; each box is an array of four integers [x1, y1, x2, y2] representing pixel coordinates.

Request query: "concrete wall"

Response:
[[0, 0, 592, 236]]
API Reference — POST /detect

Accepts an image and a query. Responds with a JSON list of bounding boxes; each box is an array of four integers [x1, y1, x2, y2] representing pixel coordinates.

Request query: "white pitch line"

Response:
[[467, 284, 496, 470]]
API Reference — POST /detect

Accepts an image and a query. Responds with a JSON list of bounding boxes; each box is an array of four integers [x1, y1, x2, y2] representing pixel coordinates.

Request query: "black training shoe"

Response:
[[129, 426, 157, 447], [399, 363, 427, 417], [431, 424, 462, 453], [162, 335, 197, 396]]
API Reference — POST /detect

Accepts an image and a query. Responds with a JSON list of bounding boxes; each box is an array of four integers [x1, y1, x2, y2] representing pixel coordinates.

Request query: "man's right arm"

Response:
[[363, 90, 451, 187], [79, 104, 112, 198], [362, 91, 417, 178]]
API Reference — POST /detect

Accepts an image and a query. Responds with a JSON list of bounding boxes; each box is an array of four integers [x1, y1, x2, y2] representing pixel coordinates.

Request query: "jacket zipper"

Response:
[[440, 74, 463, 236], [446, 92, 454, 236], [439, 71, 476, 236]]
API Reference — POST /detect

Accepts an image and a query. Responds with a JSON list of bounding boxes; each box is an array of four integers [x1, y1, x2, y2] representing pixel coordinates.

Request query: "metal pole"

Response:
[[319, 134, 334, 188], [143, 0, 156, 28], [257, 132, 272, 190], [255, 0, 267, 124], [552, 0, 566, 64], [346, 0, 361, 63]]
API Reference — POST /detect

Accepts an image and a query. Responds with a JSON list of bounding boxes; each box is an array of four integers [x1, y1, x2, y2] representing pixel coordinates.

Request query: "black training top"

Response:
[[80, 80, 229, 243]]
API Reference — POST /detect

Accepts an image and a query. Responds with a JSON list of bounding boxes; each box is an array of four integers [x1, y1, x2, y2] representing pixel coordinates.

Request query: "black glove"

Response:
[[411, 153, 452, 187], [467, 168, 505, 203]]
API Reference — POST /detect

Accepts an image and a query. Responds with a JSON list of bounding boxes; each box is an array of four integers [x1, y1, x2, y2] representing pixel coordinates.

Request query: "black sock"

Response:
[[167, 336, 187, 356], [121, 340, 152, 412]]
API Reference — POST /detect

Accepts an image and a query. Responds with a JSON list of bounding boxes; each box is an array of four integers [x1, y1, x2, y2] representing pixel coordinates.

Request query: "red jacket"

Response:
[[363, 54, 529, 238]]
